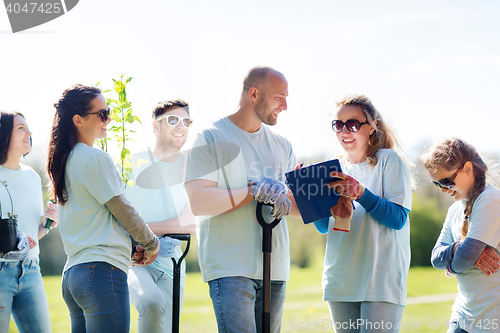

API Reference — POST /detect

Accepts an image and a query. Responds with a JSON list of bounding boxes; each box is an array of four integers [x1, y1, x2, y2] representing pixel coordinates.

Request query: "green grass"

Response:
[[9, 266, 459, 332]]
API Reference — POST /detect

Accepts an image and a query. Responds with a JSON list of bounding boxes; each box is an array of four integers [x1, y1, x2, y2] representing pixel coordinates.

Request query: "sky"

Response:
[[1, 0, 500, 168]]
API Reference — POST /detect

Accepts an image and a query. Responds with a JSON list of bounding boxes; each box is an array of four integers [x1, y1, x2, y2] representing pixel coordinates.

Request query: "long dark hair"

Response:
[[47, 84, 101, 205], [422, 137, 487, 237], [0, 111, 30, 165]]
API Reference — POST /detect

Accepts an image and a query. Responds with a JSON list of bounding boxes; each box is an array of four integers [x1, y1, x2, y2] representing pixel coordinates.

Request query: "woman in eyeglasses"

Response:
[[312, 94, 412, 332], [46, 84, 159, 333], [0, 111, 58, 333], [422, 137, 500, 333]]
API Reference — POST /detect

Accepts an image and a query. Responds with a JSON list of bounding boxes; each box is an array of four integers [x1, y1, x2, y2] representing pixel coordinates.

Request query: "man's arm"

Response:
[[185, 179, 254, 216], [147, 203, 196, 235]]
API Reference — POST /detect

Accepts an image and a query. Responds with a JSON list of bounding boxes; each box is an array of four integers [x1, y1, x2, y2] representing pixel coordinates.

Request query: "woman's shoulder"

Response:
[[376, 148, 400, 159], [477, 184, 500, 205], [376, 149, 406, 168], [19, 163, 41, 179], [18, 163, 36, 172], [0, 164, 43, 187], [468, 185, 500, 223], [72, 143, 112, 160], [485, 183, 500, 193], [68, 144, 115, 174]]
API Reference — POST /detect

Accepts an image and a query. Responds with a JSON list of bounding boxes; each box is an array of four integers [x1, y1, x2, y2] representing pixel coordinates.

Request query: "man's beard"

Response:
[[254, 95, 276, 126]]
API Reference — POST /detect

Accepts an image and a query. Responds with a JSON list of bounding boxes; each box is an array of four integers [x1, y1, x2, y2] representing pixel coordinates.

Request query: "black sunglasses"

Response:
[[432, 163, 465, 190], [332, 119, 369, 133], [156, 114, 193, 128], [87, 107, 110, 122]]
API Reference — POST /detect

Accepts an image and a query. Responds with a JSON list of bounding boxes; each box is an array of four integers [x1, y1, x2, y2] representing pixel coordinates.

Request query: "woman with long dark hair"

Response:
[[0, 111, 57, 333], [47, 84, 159, 332]]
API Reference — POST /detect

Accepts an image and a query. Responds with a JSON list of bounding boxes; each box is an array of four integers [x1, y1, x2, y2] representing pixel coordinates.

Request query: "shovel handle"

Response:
[[164, 234, 191, 333], [165, 234, 191, 242], [256, 202, 281, 229]]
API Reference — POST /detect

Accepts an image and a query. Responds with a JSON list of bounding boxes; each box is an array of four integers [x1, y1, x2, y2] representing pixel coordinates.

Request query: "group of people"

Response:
[[0, 66, 498, 333]]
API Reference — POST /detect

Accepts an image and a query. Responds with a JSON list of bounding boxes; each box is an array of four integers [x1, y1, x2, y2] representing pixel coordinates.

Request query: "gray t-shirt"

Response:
[[186, 117, 296, 282], [59, 143, 129, 273], [437, 184, 500, 332], [323, 149, 412, 306], [125, 150, 187, 279], [0, 164, 43, 261]]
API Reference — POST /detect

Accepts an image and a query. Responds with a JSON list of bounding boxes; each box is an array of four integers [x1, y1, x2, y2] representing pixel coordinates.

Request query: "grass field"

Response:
[[9, 266, 458, 332]]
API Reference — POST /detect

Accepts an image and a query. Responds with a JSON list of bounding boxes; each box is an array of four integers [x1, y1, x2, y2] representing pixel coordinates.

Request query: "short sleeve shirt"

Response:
[[185, 117, 296, 283], [59, 143, 130, 273], [125, 150, 188, 278], [0, 164, 43, 261], [323, 149, 412, 306]]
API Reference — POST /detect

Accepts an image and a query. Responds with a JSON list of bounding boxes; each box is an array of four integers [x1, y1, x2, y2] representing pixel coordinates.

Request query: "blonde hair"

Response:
[[421, 137, 487, 237], [336, 94, 401, 167]]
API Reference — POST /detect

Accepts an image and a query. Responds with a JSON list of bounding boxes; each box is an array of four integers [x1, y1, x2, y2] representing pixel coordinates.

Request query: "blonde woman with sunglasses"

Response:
[[47, 84, 159, 333], [422, 137, 500, 333], [312, 94, 412, 332]]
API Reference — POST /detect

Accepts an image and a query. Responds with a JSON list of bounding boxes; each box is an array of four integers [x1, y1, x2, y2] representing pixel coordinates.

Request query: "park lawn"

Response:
[[9, 266, 459, 332]]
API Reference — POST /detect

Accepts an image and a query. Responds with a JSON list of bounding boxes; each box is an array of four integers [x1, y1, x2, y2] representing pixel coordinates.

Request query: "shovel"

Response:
[[256, 202, 282, 333]]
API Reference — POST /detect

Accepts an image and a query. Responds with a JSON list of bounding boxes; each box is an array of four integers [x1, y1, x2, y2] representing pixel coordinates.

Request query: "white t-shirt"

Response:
[[185, 117, 296, 283], [323, 149, 412, 306], [59, 143, 130, 273], [436, 184, 500, 332], [0, 164, 43, 261], [125, 149, 187, 279]]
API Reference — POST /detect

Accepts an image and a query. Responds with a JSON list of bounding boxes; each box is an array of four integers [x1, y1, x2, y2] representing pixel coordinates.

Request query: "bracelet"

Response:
[[445, 266, 455, 278], [41, 221, 50, 234]]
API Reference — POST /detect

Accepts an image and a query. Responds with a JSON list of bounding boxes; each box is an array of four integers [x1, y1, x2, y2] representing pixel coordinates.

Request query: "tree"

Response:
[[96, 74, 142, 186]]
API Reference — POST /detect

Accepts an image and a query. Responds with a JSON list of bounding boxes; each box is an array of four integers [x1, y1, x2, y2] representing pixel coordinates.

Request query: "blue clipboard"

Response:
[[286, 159, 349, 224]]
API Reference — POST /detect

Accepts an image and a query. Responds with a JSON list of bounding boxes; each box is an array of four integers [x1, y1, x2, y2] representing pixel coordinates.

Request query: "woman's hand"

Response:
[[131, 244, 159, 266], [43, 201, 59, 229], [328, 171, 365, 201], [28, 236, 37, 250], [474, 246, 500, 276]]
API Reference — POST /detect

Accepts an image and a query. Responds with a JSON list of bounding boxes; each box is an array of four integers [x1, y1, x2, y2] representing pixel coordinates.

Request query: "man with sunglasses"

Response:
[[125, 99, 195, 333], [185, 67, 301, 333]]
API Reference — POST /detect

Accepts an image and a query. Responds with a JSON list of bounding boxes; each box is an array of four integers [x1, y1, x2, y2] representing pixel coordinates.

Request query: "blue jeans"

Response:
[[328, 301, 405, 333], [0, 259, 51, 333], [62, 261, 129, 333], [128, 265, 185, 333], [208, 276, 286, 333]]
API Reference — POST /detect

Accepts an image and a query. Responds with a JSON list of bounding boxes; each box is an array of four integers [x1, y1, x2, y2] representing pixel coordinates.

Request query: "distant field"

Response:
[[9, 266, 458, 332]]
